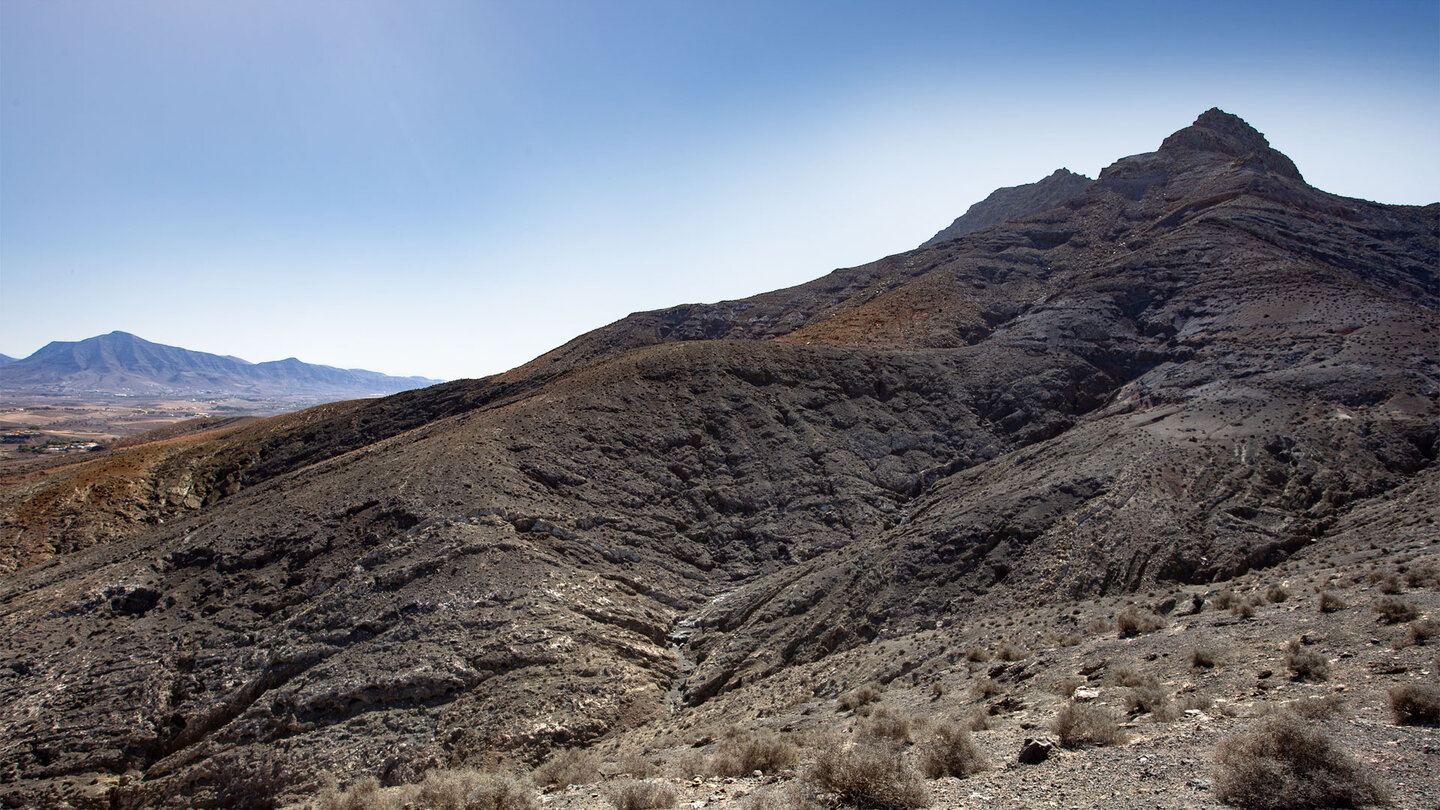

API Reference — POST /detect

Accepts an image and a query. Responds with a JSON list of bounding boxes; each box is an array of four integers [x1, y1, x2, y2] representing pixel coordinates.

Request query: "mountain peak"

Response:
[[1156, 107, 1303, 181]]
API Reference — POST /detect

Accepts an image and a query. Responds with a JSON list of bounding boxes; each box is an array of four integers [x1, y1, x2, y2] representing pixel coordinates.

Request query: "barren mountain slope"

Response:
[[0, 110, 1435, 809]]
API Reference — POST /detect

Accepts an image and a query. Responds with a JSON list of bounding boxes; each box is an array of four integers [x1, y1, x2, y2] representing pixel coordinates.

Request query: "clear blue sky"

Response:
[[3, 1, 1436, 380]]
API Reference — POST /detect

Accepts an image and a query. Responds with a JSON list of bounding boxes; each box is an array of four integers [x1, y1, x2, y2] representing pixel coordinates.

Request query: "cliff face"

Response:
[[0, 110, 1436, 808]]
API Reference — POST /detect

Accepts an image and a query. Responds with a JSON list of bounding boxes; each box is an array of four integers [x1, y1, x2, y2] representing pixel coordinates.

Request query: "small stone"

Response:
[[1073, 688, 1101, 701]]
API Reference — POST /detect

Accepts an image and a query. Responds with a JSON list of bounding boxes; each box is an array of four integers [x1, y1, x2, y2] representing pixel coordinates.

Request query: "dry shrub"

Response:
[[1284, 640, 1330, 682], [318, 776, 388, 810], [1180, 692, 1213, 712], [995, 642, 1027, 661], [532, 747, 602, 788], [1211, 589, 1238, 610], [709, 729, 800, 776], [1402, 561, 1439, 589], [1116, 606, 1164, 637], [1377, 575, 1403, 594], [1191, 644, 1222, 669], [1107, 662, 1151, 688], [1084, 617, 1112, 634], [1402, 617, 1439, 647], [971, 677, 1002, 699], [1374, 596, 1418, 625], [1285, 695, 1345, 720], [460, 773, 540, 810], [964, 710, 993, 732], [838, 683, 884, 713], [604, 780, 677, 810], [805, 735, 929, 810], [1389, 682, 1440, 726], [915, 721, 986, 779], [1050, 703, 1125, 748], [318, 770, 537, 810], [858, 705, 919, 743], [962, 646, 990, 663], [1126, 684, 1179, 722], [1212, 712, 1386, 809], [1232, 597, 1258, 619], [1050, 675, 1085, 698], [1318, 591, 1347, 613], [741, 784, 819, 810], [619, 753, 659, 779], [1265, 583, 1290, 603]]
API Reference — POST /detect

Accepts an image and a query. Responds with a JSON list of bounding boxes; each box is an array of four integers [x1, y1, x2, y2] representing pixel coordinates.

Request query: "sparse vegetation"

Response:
[[805, 735, 929, 810], [1265, 583, 1290, 603], [858, 705, 920, 743], [1125, 684, 1179, 722], [1374, 596, 1418, 624], [532, 747, 602, 788], [1050, 702, 1125, 748], [317, 770, 537, 810], [605, 779, 678, 810], [1116, 605, 1164, 637], [915, 721, 986, 779], [1388, 682, 1440, 726], [1318, 590, 1347, 613], [708, 729, 801, 776], [1284, 639, 1329, 682], [1213, 712, 1386, 809], [837, 683, 884, 713], [1190, 643, 1222, 669], [994, 641, 1027, 661]]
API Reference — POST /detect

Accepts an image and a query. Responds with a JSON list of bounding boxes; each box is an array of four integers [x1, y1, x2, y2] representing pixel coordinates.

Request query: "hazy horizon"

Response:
[[3, 1, 1437, 381]]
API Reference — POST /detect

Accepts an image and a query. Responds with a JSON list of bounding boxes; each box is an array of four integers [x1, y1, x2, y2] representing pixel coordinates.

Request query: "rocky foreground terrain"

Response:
[[0, 110, 1436, 809]]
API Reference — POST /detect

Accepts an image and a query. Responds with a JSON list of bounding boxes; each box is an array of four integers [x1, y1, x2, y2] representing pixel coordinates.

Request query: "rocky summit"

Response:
[[1, 109, 1437, 810]]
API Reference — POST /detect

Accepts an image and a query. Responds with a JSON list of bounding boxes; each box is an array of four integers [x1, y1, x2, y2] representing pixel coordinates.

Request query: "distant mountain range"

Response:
[[0, 331, 441, 398]]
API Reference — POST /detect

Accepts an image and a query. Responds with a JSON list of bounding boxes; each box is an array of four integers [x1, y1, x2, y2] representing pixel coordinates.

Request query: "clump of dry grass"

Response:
[[708, 729, 801, 776], [1050, 703, 1126, 748], [805, 735, 929, 810], [1284, 639, 1330, 682], [1116, 606, 1164, 637], [1393, 613, 1440, 645], [1106, 662, 1151, 688], [318, 770, 537, 810], [1125, 684, 1180, 722], [1212, 712, 1386, 809], [1050, 675, 1085, 698], [1318, 591, 1347, 613], [1388, 682, 1440, 726], [1265, 583, 1290, 603], [1190, 644, 1222, 669], [857, 705, 921, 744], [914, 721, 986, 779], [605, 780, 677, 810], [994, 641, 1028, 661], [1374, 596, 1418, 624], [532, 748, 602, 788], [837, 683, 884, 713]]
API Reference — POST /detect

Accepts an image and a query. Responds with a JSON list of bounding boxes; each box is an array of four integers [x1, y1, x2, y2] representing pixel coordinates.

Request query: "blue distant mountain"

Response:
[[0, 331, 441, 398]]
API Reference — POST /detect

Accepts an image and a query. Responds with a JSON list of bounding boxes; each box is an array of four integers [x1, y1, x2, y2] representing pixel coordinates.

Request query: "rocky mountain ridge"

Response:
[[920, 167, 1093, 247], [0, 109, 1435, 809]]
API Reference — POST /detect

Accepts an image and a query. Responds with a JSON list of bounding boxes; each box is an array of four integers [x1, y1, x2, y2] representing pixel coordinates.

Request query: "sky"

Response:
[[2, 1, 1437, 381]]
